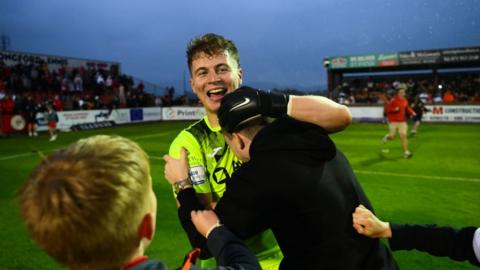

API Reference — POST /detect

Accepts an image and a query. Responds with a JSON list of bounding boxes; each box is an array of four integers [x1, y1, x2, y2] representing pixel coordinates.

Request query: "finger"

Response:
[[353, 223, 364, 234], [180, 147, 187, 161], [163, 154, 171, 162]]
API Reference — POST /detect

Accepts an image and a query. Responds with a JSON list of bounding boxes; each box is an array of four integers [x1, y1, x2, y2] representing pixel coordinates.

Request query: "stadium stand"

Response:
[[324, 46, 480, 105]]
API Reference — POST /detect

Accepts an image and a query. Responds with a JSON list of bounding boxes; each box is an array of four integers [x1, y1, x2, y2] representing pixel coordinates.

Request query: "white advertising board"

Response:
[[424, 105, 480, 123]]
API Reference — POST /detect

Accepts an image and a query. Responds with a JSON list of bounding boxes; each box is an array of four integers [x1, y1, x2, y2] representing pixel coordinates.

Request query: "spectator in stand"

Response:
[[23, 95, 39, 137], [382, 88, 416, 158], [443, 89, 456, 103], [352, 204, 480, 267], [45, 103, 58, 141], [433, 91, 443, 103], [52, 95, 64, 111], [137, 80, 145, 92], [1, 93, 16, 135]]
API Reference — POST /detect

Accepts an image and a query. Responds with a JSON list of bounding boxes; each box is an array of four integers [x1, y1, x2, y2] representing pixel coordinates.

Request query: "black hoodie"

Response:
[[179, 117, 398, 270]]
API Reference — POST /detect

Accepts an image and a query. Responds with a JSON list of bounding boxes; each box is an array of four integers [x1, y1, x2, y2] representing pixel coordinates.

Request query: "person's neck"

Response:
[[207, 112, 219, 128]]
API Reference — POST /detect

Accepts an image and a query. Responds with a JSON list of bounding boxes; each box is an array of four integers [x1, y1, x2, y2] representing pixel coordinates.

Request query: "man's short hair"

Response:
[[186, 33, 240, 74], [223, 117, 271, 140], [19, 135, 151, 269]]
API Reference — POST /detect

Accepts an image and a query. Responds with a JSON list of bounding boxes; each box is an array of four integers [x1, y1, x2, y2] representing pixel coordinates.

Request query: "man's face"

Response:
[[190, 51, 242, 114], [398, 89, 406, 98]]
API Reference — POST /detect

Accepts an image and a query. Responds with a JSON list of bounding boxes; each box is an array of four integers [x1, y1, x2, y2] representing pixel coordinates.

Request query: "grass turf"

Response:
[[0, 121, 479, 269]]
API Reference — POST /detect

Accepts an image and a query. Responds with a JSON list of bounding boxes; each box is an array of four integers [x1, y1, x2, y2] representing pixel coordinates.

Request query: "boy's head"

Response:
[[19, 135, 156, 270]]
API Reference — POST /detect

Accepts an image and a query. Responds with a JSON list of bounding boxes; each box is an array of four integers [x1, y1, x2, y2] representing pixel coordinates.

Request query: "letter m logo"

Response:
[[432, 106, 443, 114]]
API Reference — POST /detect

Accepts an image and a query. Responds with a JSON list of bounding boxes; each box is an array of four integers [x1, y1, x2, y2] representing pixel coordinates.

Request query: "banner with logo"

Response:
[[326, 46, 479, 70], [346, 105, 480, 123], [54, 109, 131, 130], [162, 107, 206, 120], [423, 105, 480, 122], [0, 50, 120, 71]]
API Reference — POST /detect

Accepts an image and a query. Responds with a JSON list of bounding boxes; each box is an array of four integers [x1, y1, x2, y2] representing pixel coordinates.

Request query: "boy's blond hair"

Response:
[[19, 135, 151, 270]]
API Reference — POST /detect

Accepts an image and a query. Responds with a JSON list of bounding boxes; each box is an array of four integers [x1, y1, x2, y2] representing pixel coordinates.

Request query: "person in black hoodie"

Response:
[[164, 86, 399, 270]]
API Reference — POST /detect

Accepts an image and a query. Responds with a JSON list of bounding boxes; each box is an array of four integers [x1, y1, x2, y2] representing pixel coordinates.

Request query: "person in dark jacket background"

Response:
[[164, 87, 398, 270], [353, 204, 480, 267]]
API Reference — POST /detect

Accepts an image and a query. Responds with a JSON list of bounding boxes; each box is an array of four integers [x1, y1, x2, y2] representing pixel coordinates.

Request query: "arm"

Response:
[[352, 204, 480, 267], [389, 224, 479, 267], [191, 210, 262, 270], [163, 148, 211, 257], [167, 133, 214, 208], [288, 95, 351, 133], [218, 86, 350, 134]]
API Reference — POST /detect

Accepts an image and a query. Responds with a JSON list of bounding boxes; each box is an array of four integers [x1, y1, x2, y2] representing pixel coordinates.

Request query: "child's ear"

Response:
[[138, 213, 154, 240]]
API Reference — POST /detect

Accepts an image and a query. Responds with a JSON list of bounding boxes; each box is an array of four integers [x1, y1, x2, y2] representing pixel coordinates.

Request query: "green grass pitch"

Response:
[[0, 121, 479, 269]]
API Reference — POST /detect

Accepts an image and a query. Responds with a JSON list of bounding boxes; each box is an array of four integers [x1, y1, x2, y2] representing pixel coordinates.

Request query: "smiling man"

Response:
[[167, 33, 352, 269], [168, 33, 280, 268]]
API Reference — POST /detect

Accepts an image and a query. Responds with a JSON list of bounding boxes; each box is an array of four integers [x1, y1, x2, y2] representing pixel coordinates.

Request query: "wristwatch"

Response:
[[174, 177, 193, 194]]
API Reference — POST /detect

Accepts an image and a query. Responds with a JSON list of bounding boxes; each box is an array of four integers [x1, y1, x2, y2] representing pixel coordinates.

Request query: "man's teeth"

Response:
[[209, 89, 225, 94], [207, 89, 227, 97]]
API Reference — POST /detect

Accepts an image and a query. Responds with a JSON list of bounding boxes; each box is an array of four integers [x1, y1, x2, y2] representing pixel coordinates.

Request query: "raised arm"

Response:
[[218, 86, 351, 134], [288, 95, 351, 133]]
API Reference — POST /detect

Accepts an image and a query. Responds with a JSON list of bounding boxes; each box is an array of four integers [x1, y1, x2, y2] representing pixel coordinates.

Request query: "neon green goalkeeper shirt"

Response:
[[169, 116, 282, 269]]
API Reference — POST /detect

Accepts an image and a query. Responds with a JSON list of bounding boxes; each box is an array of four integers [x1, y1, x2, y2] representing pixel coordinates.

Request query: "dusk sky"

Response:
[[1, 0, 479, 93]]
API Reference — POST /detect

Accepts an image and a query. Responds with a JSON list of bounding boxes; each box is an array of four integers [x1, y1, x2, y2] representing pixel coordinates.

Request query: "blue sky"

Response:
[[1, 0, 479, 93]]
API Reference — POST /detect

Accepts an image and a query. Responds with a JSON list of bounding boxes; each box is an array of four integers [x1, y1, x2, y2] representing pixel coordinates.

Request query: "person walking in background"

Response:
[[353, 204, 480, 267], [23, 95, 39, 136], [45, 103, 58, 141], [381, 88, 416, 158], [410, 96, 430, 136]]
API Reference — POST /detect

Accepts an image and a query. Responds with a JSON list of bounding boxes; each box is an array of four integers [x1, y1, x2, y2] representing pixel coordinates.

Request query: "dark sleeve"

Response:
[[389, 223, 480, 267], [176, 188, 211, 259], [214, 173, 269, 240], [195, 226, 261, 270]]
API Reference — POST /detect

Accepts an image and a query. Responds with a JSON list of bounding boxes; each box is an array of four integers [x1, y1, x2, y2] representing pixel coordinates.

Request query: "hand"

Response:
[[162, 148, 189, 185], [352, 204, 392, 238], [191, 210, 220, 238], [218, 86, 289, 132]]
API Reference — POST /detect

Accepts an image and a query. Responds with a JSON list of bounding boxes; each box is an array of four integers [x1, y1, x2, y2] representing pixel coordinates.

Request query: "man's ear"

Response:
[[138, 213, 154, 241], [238, 68, 243, 85], [233, 132, 246, 150], [189, 78, 196, 94]]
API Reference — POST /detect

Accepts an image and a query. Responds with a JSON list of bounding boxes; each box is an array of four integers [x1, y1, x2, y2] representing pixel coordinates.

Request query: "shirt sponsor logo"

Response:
[[207, 147, 223, 158]]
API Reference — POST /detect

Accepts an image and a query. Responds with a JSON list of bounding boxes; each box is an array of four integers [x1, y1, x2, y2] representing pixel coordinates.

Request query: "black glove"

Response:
[[218, 86, 289, 133]]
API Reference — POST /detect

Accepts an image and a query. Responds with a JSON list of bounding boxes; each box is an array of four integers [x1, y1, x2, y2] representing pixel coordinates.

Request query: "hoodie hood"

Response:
[[250, 117, 336, 163]]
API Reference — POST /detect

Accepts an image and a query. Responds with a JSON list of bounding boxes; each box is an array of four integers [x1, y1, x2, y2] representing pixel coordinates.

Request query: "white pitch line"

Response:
[[132, 132, 170, 140], [354, 170, 480, 183], [0, 152, 34, 161]]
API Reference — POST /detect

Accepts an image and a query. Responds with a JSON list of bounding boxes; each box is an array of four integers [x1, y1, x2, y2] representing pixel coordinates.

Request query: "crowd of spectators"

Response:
[[332, 72, 480, 105], [0, 60, 198, 118]]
